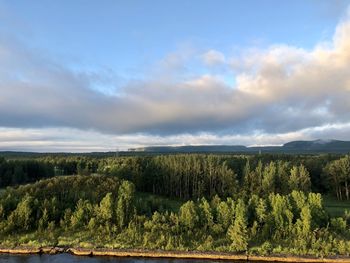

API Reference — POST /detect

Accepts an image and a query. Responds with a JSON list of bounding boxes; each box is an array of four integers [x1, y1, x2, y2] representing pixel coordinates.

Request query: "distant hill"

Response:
[[281, 139, 350, 153], [130, 145, 247, 153], [1, 140, 349, 157], [129, 139, 350, 154]]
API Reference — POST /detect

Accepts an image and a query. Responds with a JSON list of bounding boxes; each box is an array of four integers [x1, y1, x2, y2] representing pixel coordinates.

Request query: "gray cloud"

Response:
[[2, 123, 350, 152], [1, 14, 350, 143]]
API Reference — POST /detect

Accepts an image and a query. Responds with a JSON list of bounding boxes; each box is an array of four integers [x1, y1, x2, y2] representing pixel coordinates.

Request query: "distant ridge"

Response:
[[130, 145, 247, 153], [281, 139, 350, 153], [129, 139, 350, 154], [1, 140, 349, 156]]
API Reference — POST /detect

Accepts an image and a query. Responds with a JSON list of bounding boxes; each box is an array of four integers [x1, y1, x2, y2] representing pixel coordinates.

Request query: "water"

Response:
[[0, 254, 225, 263]]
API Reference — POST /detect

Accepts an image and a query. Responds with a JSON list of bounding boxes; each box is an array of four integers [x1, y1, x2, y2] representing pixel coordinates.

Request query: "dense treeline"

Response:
[[0, 152, 349, 256], [0, 157, 53, 187], [0, 154, 348, 200], [324, 156, 350, 200], [0, 176, 349, 256], [97, 154, 344, 200]]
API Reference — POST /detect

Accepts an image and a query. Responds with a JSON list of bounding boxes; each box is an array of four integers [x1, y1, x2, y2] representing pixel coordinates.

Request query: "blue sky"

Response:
[[2, 1, 346, 77], [0, 1, 350, 151]]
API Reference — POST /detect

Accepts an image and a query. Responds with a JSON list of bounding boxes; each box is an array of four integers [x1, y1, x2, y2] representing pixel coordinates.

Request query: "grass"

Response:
[[323, 195, 350, 217]]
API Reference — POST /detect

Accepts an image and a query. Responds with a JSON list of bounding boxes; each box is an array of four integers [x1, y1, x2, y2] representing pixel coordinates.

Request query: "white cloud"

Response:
[[1, 10, 350, 150], [2, 122, 350, 151], [201, 49, 226, 66]]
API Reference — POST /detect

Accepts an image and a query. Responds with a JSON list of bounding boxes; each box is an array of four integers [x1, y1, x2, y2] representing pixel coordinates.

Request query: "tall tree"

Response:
[[289, 165, 311, 193], [262, 162, 276, 195], [116, 181, 135, 229], [98, 193, 114, 226], [227, 199, 248, 252], [179, 201, 198, 230]]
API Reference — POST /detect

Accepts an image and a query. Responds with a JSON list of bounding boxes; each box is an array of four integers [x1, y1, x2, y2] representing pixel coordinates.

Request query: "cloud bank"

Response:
[[1, 12, 350, 150]]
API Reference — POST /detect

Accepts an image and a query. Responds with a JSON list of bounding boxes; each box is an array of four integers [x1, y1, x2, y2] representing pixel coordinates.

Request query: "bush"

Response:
[[258, 241, 273, 256]]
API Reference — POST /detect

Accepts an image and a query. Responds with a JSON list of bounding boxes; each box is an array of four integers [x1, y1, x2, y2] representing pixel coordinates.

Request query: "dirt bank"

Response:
[[0, 246, 349, 262]]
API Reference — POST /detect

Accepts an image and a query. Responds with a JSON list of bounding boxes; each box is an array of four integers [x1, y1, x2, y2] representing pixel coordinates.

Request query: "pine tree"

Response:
[[299, 164, 311, 192], [116, 181, 135, 229], [289, 165, 311, 192], [179, 201, 198, 229], [227, 199, 248, 252], [295, 205, 312, 251], [98, 192, 114, 225], [38, 208, 49, 231], [262, 162, 276, 195], [199, 198, 213, 231], [289, 166, 299, 192]]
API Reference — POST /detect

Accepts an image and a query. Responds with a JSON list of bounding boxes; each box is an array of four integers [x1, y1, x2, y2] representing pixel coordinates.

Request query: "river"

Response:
[[0, 254, 226, 263]]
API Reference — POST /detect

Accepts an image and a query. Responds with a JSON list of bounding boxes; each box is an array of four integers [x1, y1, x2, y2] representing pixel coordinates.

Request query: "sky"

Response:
[[1, 0, 350, 152]]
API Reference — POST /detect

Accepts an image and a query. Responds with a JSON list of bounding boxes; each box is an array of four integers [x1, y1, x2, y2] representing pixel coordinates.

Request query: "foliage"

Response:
[[0, 153, 350, 256]]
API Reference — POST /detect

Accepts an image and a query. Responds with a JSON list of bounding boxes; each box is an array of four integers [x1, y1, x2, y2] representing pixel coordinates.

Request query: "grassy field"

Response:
[[323, 195, 350, 217]]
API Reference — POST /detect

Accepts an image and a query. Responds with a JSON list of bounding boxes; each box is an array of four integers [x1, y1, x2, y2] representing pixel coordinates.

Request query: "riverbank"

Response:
[[0, 247, 350, 262]]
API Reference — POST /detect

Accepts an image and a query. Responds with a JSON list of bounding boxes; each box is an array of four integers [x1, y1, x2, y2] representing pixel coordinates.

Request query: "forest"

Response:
[[0, 153, 349, 256]]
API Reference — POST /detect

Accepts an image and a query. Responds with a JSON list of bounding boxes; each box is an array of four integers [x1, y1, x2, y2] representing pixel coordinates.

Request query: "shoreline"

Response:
[[0, 247, 350, 262]]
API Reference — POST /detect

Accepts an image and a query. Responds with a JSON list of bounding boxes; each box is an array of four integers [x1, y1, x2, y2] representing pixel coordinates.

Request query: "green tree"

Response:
[[227, 199, 247, 251], [198, 198, 213, 231], [98, 192, 114, 225], [295, 205, 312, 250], [324, 160, 342, 200], [339, 156, 350, 200], [275, 161, 290, 194], [116, 181, 135, 228], [179, 200, 198, 230], [38, 208, 49, 231], [289, 165, 311, 192], [70, 199, 93, 229], [268, 193, 293, 240], [217, 199, 234, 231], [7, 195, 34, 231], [12, 165, 27, 185], [262, 162, 276, 195]]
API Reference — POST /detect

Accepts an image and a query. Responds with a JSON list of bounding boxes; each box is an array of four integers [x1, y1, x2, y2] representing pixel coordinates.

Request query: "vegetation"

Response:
[[0, 153, 349, 257]]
